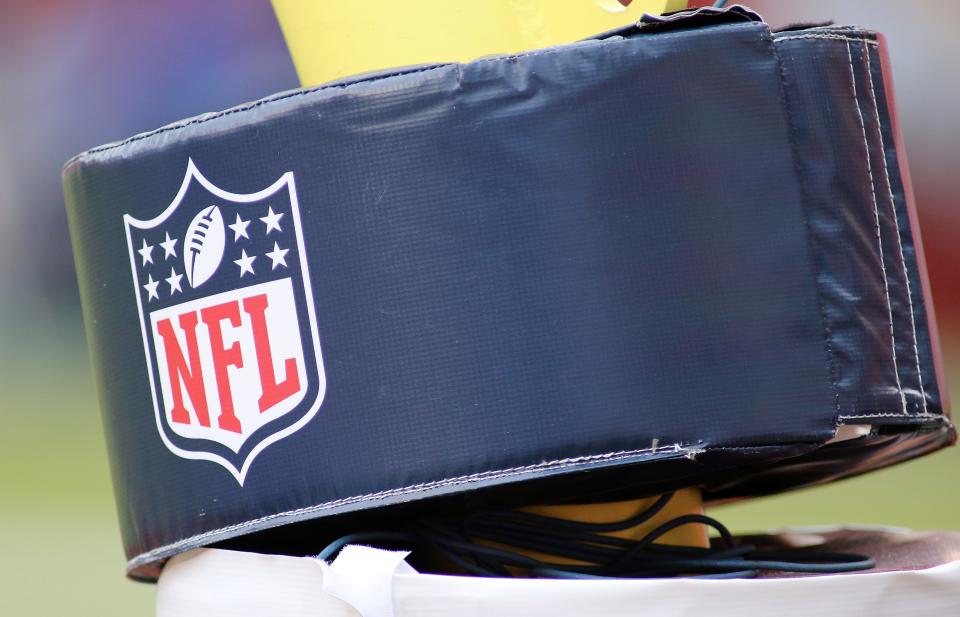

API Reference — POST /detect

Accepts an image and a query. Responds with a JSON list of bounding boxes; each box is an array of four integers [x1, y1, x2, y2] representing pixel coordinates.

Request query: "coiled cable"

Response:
[[317, 492, 875, 579]]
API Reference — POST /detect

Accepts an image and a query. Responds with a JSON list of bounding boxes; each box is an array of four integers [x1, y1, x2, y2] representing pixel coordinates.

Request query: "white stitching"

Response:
[[838, 413, 954, 431], [110, 28, 897, 575], [802, 26, 863, 33], [862, 47, 929, 416], [123, 401, 952, 575], [838, 413, 953, 434], [125, 442, 695, 571], [777, 34, 879, 45], [845, 40, 908, 415], [839, 412, 942, 420]]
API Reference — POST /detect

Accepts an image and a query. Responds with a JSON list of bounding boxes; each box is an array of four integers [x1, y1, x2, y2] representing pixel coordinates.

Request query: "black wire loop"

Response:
[[317, 493, 876, 579]]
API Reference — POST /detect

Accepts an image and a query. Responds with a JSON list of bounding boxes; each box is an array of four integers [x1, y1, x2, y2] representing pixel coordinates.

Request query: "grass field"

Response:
[[1, 330, 156, 615], [2, 325, 957, 615]]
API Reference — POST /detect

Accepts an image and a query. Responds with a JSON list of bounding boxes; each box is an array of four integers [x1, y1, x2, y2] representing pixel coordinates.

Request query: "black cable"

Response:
[[317, 493, 876, 580], [316, 531, 414, 561]]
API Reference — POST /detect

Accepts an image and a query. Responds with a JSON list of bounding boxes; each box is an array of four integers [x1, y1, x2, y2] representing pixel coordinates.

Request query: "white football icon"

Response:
[[183, 205, 226, 288]]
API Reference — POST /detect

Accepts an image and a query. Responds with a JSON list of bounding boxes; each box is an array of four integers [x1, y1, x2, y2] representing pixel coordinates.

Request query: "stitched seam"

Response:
[[703, 444, 814, 452], [782, 26, 866, 34], [776, 34, 879, 45], [65, 24, 760, 169], [125, 442, 697, 570], [839, 412, 941, 419], [769, 32, 842, 421], [839, 412, 954, 431], [845, 40, 908, 415], [862, 46, 929, 415]]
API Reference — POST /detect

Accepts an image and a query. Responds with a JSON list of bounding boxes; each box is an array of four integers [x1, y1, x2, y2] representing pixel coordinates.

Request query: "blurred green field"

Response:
[[1, 318, 156, 615], [1, 317, 957, 616]]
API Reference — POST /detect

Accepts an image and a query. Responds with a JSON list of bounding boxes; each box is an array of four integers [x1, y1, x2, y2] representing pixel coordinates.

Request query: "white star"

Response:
[[143, 273, 160, 301], [138, 238, 154, 266], [159, 232, 178, 259], [265, 242, 289, 270], [165, 267, 183, 294], [234, 249, 256, 277], [260, 206, 284, 235], [228, 213, 250, 241]]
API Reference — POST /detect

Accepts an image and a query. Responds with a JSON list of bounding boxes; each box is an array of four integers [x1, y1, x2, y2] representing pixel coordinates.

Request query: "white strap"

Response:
[[321, 546, 415, 617], [158, 545, 960, 617]]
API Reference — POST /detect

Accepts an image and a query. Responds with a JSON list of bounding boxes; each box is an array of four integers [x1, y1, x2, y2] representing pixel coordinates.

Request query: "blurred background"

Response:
[[0, 1, 957, 614]]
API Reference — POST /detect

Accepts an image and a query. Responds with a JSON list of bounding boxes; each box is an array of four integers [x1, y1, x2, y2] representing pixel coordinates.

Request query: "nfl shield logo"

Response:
[[124, 160, 326, 484]]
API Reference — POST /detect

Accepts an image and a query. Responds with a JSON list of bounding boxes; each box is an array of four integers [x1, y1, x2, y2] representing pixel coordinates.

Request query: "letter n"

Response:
[[156, 312, 210, 427]]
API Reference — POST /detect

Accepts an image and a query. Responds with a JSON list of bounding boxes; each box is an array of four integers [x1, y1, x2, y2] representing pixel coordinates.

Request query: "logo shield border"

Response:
[[123, 159, 326, 485]]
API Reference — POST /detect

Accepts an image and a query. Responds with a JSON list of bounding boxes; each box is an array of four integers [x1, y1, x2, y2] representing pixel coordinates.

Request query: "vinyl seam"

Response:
[[125, 442, 697, 572], [776, 34, 879, 46], [838, 412, 953, 432], [862, 46, 929, 415], [845, 40, 908, 415], [86, 29, 940, 579], [838, 412, 941, 420]]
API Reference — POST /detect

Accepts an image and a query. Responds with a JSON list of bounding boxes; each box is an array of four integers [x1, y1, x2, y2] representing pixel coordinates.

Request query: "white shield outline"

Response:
[[124, 159, 326, 485]]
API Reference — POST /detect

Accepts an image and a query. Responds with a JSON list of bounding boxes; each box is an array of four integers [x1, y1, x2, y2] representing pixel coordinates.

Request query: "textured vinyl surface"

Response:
[[63, 8, 951, 579]]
